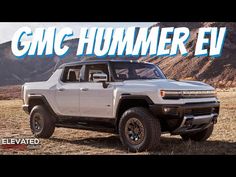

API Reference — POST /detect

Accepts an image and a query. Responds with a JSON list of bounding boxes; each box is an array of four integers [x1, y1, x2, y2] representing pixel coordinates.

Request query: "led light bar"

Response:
[[160, 90, 216, 99]]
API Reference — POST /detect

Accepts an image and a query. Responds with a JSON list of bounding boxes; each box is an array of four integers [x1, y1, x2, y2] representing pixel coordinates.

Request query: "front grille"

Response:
[[185, 108, 212, 116], [192, 108, 212, 116]]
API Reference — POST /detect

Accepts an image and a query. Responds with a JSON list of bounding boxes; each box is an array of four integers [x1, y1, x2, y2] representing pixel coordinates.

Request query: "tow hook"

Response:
[[212, 116, 218, 124], [184, 118, 193, 127]]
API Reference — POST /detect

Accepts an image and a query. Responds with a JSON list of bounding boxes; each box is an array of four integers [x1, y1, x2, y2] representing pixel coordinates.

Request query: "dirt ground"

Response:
[[0, 89, 236, 155]]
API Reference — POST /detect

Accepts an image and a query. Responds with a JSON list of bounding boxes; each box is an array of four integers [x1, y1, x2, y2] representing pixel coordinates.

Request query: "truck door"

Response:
[[55, 65, 82, 116], [79, 63, 114, 118]]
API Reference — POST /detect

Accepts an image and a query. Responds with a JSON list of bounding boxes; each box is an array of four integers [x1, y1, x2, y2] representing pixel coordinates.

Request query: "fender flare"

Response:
[[115, 94, 154, 129], [28, 94, 57, 117]]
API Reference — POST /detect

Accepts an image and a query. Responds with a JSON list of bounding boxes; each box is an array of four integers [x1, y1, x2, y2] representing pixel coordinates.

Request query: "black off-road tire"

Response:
[[181, 124, 214, 141], [119, 107, 161, 152], [30, 105, 56, 138]]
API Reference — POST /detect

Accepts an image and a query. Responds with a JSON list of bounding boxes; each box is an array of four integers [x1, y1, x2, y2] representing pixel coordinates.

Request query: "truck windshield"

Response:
[[110, 62, 166, 81]]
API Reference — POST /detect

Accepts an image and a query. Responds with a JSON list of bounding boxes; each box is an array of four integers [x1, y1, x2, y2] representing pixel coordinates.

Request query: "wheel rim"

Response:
[[32, 113, 44, 132], [125, 118, 145, 145]]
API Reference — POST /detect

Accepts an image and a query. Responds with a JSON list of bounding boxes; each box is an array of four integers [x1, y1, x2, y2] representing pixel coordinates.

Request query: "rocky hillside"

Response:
[[0, 22, 235, 88], [0, 38, 84, 86], [140, 22, 236, 88]]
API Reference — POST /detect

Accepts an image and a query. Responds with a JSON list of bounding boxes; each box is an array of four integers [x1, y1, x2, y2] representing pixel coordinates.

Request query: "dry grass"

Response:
[[0, 85, 21, 100], [0, 90, 235, 155]]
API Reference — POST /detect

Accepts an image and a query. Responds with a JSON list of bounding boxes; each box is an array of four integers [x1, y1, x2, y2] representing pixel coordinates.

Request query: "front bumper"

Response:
[[149, 101, 220, 134], [22, 104, 29, 114]]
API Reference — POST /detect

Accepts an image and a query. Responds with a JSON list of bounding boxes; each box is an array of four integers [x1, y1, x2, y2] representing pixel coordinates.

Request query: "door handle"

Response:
[[80, 88, 89, 91], [58, 88, 65, 91]]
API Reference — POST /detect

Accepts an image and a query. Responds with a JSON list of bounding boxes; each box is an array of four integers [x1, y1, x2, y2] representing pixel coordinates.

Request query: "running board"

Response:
[[55, 123, 115, 133]]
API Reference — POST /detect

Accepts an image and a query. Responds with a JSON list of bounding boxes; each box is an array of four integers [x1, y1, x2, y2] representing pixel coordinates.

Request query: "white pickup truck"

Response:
[[22, 59, 220, 152]]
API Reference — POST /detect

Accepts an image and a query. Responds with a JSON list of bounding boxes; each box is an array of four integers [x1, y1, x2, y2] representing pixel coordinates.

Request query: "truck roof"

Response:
[[58, 59, 147, 69]]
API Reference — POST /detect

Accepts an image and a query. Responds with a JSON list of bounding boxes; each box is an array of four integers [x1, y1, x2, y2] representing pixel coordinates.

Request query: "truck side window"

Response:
[[61, 65, 82, 82], [83, 64, 109, 82]]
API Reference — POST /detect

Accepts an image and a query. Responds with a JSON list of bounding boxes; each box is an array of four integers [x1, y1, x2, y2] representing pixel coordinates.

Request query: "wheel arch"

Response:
[[28, 95, 57, 117], [115, 95, 154, 132]]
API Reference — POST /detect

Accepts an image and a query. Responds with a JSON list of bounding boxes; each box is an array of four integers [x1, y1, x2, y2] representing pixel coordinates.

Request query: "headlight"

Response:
[[160, 90, 182, 99], [160, 90, 216, 99]]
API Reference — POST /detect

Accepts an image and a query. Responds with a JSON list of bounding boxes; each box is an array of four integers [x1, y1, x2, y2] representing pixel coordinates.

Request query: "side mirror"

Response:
[[92, 73, 108, 82]]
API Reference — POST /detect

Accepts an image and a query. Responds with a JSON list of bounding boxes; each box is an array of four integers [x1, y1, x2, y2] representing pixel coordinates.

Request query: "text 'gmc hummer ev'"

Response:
[[22, 60, 220, 152]]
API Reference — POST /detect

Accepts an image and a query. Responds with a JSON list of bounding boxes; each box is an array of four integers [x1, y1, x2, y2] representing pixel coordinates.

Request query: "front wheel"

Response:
[[30, 105, 56, 138], [181, 124, 214, 141], [119, 107, 161, 152]]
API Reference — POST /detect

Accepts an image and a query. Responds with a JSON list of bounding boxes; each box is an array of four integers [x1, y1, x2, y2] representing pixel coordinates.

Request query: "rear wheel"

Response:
[[181, 124, 214, 141], [30, 105, 56, 138], [119, 107, 161, 152]]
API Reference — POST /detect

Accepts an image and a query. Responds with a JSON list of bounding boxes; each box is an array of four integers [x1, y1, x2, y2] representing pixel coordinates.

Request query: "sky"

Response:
[[0, 22, 155, 44]]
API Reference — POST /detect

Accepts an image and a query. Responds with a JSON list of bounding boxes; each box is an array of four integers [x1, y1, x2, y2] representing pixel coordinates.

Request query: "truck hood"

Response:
[[123, 79, 214, 90], [24, 81, 47, 87]]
